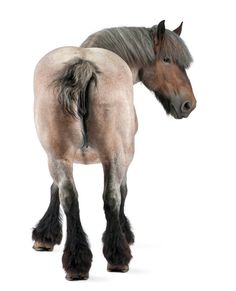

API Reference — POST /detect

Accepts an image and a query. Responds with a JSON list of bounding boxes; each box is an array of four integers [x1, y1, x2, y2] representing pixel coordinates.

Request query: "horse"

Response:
[[32, 20, 196, 281]]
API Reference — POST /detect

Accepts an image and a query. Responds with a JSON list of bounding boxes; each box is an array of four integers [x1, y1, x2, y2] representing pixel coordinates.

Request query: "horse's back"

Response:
[[34, 46, 135, 165]]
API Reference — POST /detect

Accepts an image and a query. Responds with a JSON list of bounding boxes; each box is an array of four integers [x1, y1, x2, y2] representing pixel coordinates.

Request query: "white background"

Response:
[[0, 0, 235, 290]]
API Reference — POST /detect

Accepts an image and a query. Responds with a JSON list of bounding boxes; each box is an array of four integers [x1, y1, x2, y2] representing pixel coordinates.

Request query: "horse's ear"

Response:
[[151, 20, 165, 52], [173, 22, 183, 36], [156, 20, 165, 41]]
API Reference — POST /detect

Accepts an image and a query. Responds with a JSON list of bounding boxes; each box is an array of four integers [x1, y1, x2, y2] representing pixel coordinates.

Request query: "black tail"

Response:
[[53, 58, 99, 147]]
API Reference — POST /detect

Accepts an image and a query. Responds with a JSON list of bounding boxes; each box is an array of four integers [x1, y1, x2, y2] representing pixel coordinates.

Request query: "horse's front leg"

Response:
[[102, 160, 132, 272]]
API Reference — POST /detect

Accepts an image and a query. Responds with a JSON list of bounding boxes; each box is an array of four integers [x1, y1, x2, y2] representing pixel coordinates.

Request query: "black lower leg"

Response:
[[102, 188, 132, 270], [61, 182, 92, 280], [32, 183, 62, 250], [120, 183, 135, 244]]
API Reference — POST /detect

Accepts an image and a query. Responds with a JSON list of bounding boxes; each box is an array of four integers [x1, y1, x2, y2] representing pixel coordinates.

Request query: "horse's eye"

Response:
[[163, 57, 171, 63]]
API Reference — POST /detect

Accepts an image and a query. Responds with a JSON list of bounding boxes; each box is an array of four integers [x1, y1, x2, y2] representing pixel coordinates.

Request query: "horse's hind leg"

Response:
[[32, 183, 62, 251], [49, 158, 92, 280], [120, 177, 135, 245], [102, 160, 132, 272]]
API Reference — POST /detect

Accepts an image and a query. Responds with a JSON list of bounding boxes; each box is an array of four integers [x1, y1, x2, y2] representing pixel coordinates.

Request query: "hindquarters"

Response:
[[34, 46, 136, 166], [34, 48, 99, 162]]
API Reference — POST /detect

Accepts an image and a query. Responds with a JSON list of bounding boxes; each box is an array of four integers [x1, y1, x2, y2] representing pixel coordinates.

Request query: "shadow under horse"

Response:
[[32, 20, 196, 280]]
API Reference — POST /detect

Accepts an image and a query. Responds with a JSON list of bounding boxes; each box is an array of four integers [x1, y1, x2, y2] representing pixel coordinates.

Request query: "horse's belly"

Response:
[[74, 147, 100, 164]]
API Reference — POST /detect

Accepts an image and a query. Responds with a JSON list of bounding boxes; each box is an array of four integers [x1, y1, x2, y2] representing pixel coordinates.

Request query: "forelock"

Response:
[[157, 30, 193, 68]]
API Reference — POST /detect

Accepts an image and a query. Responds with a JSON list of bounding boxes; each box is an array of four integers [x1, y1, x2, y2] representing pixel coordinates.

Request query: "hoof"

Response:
[[107, 263, 129, 273], [65, 272, 89, 281], [33, 241, 54, 252]]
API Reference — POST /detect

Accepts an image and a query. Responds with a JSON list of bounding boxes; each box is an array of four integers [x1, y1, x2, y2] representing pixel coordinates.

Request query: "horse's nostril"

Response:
[[181, 101, 192, 113]]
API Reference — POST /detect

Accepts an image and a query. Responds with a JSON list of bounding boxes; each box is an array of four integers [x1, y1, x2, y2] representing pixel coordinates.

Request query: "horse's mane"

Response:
[[81, 27, 193, 69], [81, 27, 154, 67]]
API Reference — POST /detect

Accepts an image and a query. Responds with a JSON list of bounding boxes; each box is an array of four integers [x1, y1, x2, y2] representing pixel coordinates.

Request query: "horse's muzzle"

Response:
[[171, 100, 196, 119]]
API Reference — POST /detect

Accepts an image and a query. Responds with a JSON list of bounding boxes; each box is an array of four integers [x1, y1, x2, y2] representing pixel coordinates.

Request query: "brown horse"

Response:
[[32, 20, 196, 280]]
